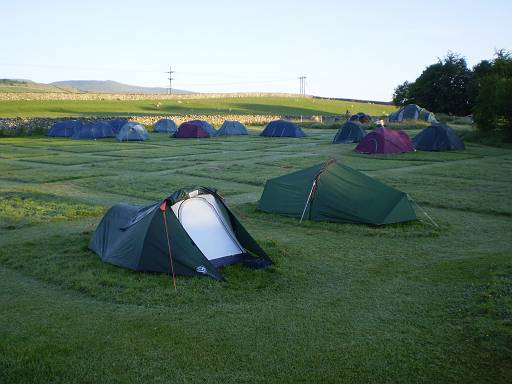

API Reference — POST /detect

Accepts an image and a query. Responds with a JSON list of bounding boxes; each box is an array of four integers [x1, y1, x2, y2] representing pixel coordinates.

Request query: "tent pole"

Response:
[[300, 181, 316, 224], [161, 207, 177, 290], [299, 160, 335, 224]]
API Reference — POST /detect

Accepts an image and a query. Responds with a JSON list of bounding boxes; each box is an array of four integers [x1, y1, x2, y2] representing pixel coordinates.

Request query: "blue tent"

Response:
[[48, 120, 82, 137], [332, 121, 366, 144], [349, 112, 371, 124], [389, 104, 437, 123], [72, 121, 116, 140], [412, 123, 465, 151], [187, 120, 216, 136], [216, 121, 249, 136], [154, 119, 177, 133], [107, 119, 129, 134], [260, 120, 305, 137], [116, 122, 149, 141]]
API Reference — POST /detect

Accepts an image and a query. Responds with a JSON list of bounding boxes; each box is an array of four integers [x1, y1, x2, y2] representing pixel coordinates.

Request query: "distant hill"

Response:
[[50, 80, 193, 94], [0, 79, 80, 93]]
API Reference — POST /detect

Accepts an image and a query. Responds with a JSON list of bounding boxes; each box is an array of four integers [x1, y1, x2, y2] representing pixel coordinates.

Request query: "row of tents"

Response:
[[90, 159, 417, 281], [48, 118, 307, 140], [48, 117, 464, 152], [154, 119, 306, 138], [48, 103, 437, 141], [333, 121, 465, 152], [346, 104, 436, 124]]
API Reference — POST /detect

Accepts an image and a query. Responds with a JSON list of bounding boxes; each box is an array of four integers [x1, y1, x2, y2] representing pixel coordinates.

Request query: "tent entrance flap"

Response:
[[171, 194, 244, 262]]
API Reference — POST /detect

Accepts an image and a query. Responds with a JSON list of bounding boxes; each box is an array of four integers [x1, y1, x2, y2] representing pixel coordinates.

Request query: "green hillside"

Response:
[[0, 79, 80, 93], [0, 96, 396, 117]]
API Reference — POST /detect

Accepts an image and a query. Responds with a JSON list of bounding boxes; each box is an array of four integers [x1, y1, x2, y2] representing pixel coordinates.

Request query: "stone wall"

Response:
[[131, 114, 283, 126], [0, 92, 302, 101], [0, 112, 342, 136]]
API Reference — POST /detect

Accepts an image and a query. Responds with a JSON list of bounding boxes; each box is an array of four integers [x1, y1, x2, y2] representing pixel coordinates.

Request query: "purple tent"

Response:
[[175, 122, 210, 138], [354, 127, 414, 155]]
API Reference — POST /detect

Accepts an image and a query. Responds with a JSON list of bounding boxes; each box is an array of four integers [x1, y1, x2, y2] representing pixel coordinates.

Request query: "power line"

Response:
[[0, 60, 303, 93], [165, 66, 175, 94], [176, 78, 296, 87], [298, 76, 306, 96]]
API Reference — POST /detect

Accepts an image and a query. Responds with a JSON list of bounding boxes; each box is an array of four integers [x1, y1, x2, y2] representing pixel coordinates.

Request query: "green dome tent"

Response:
[[90, 187, 272, 280], [216, 120, 249, 136], [260, 120, 305, 137], [258, 159, 416, 225], [332, 121, 366, 144]]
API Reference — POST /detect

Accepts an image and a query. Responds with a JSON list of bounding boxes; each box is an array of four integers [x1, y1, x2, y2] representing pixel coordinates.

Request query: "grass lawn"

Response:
[[0, 128, 511, 383], [0, 96, 395, 118]]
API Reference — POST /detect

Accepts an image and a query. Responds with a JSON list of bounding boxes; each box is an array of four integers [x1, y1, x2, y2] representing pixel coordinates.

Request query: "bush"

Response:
[[0, 125, 47, 137], [296, 121, 343, 130], [385, 121, 430, 130], [435, 114, 473, 125], [456, 128, 511, 148], [473, 51, 512, 141], [396, 52, 474, 115]]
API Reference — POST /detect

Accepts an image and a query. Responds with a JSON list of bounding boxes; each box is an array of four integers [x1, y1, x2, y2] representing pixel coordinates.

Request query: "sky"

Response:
[[1, 0, 511, 100]]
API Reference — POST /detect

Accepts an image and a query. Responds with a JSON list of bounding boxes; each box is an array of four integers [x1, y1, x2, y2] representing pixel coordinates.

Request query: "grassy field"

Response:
[[0, 96, 395, 118], [1, 127, 511, 383]]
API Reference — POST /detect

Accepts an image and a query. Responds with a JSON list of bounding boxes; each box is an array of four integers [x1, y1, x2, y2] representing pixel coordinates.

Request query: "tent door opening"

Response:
[[171, 194, 245, 265]]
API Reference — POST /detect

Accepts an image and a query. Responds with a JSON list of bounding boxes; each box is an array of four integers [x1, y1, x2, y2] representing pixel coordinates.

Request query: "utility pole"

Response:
[[298, 76, 306, 96], [165, 66, 175, 94]]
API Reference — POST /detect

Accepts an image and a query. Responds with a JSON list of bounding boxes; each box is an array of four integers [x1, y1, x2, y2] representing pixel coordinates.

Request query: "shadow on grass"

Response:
[[0, 229, 285, 307], [44, 105, 336, 117]]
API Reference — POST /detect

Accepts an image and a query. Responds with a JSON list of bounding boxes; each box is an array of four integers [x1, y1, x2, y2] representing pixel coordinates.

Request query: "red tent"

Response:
[[354, 127, 414, 154], [175, 122, 210, 138]]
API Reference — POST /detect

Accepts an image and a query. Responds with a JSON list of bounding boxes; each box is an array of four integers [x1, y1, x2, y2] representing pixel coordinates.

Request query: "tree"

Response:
[[408, 52, 473, 115], [473, 50, 512, 140], [392, 81, 413, 106], [468, 59, 493, 107], [391, 50, 511, 141]]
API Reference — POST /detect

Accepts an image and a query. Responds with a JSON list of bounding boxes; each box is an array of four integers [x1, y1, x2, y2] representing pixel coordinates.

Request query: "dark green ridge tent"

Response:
[[258, 159, 417, 225], [90, 187, 271, 280]]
